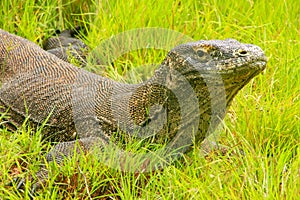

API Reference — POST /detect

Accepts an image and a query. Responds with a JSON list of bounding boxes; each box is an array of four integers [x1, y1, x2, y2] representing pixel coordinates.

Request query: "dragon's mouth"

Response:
[[212, 58, 267, 75], [247, 59, 267, 70], [191, 55, 267, 76]]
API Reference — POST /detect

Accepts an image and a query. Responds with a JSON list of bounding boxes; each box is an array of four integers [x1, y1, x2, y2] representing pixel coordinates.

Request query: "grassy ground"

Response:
[[0, 0, 299, 199]]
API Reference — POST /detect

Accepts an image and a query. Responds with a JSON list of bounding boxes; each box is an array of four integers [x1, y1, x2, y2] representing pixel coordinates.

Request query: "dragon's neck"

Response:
[[114, 57, 209, 143]]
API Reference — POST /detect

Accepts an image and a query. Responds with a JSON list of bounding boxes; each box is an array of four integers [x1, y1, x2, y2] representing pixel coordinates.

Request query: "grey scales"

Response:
[[0, 28, 267, 192]]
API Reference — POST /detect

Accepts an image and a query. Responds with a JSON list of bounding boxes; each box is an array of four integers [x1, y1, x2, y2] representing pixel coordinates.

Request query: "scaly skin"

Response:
[[43, 27, 89, 65], [0, 29, 267, 192]]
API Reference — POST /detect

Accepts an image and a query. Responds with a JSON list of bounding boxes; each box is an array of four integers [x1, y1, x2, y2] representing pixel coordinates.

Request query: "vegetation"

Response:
[[0, 0, 299, 199]]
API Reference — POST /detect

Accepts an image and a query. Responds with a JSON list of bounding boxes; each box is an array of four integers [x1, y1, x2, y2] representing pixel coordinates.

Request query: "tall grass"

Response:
[[0, 0, 299, 199]]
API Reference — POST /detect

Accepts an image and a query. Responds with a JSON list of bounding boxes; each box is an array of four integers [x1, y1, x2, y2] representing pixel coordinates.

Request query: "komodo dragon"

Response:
[[0, 28, 267, 191], [43, 27, 89, 65]]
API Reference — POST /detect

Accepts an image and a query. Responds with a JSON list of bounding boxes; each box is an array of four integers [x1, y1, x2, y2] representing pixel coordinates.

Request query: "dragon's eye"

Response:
[[196, 49, 205, 57]]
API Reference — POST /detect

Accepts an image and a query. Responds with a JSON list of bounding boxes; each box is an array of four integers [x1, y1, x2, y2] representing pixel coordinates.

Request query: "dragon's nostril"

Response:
[[238, 50, 248, 56]]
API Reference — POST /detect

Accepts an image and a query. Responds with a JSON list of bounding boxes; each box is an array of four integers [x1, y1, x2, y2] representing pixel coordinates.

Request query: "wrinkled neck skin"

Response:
[[111, 54, 229, 144]]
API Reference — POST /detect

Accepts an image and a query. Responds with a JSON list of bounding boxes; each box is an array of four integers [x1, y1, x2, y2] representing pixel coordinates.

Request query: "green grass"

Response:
[[0, 0, 299, 199]]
